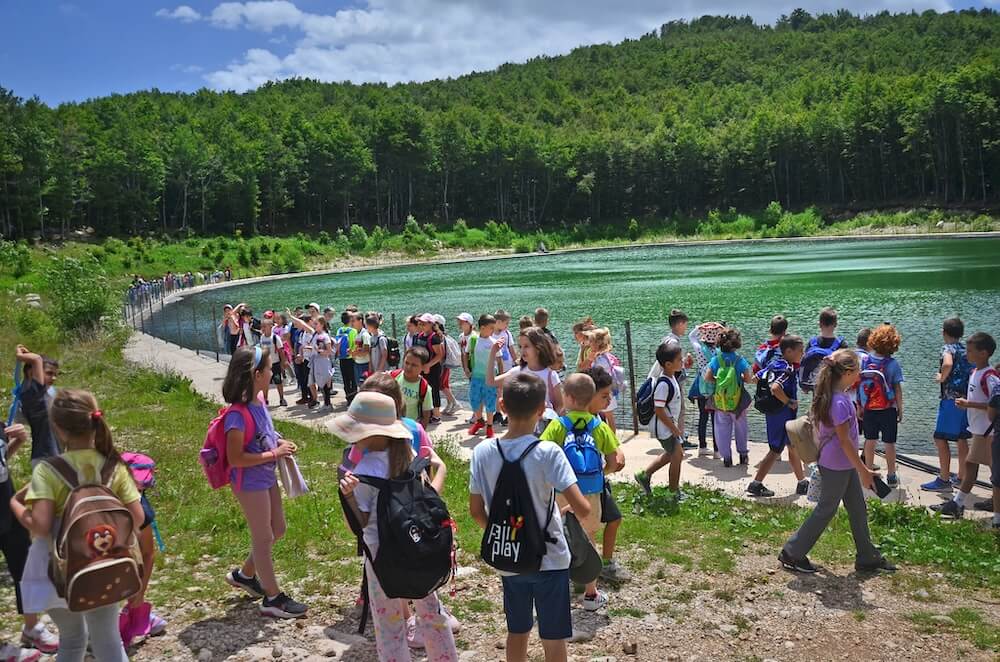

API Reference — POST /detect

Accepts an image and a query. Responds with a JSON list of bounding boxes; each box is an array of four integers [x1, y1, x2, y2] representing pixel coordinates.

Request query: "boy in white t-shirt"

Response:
[[635, 343, 685, 499], [935, 332, 998, 523]]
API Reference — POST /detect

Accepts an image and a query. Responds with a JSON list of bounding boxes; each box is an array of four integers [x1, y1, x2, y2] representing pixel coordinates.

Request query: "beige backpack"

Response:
[[44, 456, 143, 612]]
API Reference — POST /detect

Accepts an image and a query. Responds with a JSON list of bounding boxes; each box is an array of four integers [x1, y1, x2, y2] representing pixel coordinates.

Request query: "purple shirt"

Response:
[[224, 403, 279, 491], [816, 392, 858, 471]]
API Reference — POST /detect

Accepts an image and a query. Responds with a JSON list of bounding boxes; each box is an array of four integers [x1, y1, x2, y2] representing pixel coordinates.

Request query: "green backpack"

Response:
[[712, 349, 743, 411]]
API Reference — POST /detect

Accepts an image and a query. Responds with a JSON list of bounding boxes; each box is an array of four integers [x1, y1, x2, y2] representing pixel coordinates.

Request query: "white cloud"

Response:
[[200, 0, 955, 92], [155, 5, 202, 22]]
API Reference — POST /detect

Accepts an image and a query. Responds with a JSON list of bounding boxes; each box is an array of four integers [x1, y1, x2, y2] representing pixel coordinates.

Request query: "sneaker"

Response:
[[973, 499, 994, 512], [428, 416, 442, 426], [599, 559, 631, 582], [441, 605, 461, 633], [739, 453, 749, 466], [582, 591, 608, 611], [0, 644, 41, 662], [279, 399, 288, 407], [674, 490, 688, 502], [747, 481, 775, 498], [681, 439, 698, 450], [713, 451, 721, 460], [307, 401, 318, 409], [920, 477, 952, 492], [855, 557, 897, 573], [20, 624, 58, 655], [932, 500, 964, 519], [295, 397, 309, 405], [225, 569, 265, 598], [406, 615, 424, 649], [950, 473, 962, 487], [796, 479, 810, 496], [148, 612, 168, 636], [886, 473, 899, 489], [485, 425, 495, 439], [698, 446, 713, 457], [778, 549, 817, 574], [634, 471, 652, 496], [468, 419, 485, 436], [723, 458, 733, 468], [260, 593, 308, 619], [492, 411, 504, 426]]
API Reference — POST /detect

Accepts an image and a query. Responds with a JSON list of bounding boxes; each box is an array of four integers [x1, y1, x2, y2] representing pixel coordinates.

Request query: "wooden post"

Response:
[[624, 319, 639, 435], [391, 313, 398, 340], [193, 303, 199, 356], [175, 300, 183, 349], [212, 304, 220, 362]]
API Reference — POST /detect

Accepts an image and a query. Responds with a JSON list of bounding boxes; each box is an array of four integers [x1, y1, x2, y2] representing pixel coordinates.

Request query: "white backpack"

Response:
[[443, 335, 463, 369]]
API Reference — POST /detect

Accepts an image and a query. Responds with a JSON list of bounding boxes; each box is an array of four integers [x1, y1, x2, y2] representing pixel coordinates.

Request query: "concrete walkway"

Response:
[[125, 330, 993, 518]]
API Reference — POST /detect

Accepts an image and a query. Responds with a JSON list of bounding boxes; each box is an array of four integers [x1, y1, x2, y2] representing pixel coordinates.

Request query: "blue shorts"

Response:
[[862, 408, 898, 444], [500, 569, 572, 640], [469, 377, 498, 413], [140, 493, 156, 530], [765, 408, 795, 453], [934, 399, 971, 442]]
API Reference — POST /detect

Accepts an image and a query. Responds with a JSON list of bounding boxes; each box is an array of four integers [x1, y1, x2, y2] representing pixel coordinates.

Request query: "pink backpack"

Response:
[[121, 452, 156, 491], [199, 404, 255, 490]]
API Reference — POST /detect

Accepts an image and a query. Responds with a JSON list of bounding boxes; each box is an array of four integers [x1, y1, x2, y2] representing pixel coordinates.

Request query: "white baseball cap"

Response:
[[308, 302, 321, 310], [433, 314, 446, 326], [456, 313, 474, 325], [418, 313, 436, 323]]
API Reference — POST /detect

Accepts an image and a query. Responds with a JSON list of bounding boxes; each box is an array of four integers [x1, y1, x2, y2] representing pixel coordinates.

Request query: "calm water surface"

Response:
[[148, 237, 1000, 454]]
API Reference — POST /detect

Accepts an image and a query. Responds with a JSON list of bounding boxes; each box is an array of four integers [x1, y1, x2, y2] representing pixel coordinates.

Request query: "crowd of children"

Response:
[[3, 299, 998, 662]]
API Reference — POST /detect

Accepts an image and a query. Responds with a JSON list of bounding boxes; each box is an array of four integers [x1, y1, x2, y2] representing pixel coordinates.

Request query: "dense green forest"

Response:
[[1, 8, 999, 240]]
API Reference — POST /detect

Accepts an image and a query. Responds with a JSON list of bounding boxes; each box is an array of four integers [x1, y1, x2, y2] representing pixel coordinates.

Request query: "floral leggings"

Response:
[[365, 560, 458, 662]]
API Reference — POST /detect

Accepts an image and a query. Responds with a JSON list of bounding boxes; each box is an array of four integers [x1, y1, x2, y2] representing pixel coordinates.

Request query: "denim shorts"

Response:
[[500, 569, 572, 640], [862, 408, 898, 444], [934, 399, 971, 442], [469, 377, 498, 412]]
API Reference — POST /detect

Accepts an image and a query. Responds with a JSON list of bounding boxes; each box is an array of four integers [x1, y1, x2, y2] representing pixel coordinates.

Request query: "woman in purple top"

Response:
[[779, 349, 896, 575], [220, 346, 308, 619]]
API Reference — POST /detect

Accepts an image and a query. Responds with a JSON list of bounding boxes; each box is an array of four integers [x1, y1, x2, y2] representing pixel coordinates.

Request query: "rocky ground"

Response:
[[5, 543, 996, 662]]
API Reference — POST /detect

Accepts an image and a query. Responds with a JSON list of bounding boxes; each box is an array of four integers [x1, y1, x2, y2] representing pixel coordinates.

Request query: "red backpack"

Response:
[[199, 404, 256, 490], [390, 370, 430, 418]]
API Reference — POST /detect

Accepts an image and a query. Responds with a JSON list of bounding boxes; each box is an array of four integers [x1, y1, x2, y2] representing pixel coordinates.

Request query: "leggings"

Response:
[[366, 560, 458, 662], [233, 484, 287, 595], [694, 397, 716, 449], [1, 509, 31, 614], [49, 604, 128, 662], [339, 358, 358, 402], [783, 467, 880, 564], [294, 359, 311, 399], [425, 363, 443, 410]]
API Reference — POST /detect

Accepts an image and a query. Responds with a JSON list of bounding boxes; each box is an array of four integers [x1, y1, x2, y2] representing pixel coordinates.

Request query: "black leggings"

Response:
[[695, 396, 716, 449], [295, 359, 311, 399], [339, 358, 357, 402], [1, 506, 31, 614], [426, 363, 443, 410]]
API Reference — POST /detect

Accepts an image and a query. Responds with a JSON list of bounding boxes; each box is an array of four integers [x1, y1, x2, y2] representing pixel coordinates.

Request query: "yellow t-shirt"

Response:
[[26, 449, 141, 517], [540, 411, 620, 455]]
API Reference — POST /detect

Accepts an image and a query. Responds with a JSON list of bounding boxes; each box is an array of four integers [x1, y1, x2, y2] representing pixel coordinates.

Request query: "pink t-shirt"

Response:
[[816, 392, 858, 471]]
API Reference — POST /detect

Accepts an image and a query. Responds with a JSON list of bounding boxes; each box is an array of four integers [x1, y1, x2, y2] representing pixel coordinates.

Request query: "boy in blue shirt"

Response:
[[747, 335, 808, 497], [922, 317, 972, 492]]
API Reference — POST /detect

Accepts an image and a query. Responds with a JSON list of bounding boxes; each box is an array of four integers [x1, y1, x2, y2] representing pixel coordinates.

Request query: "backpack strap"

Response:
[[228, 403, 257, 491], [99, 456, 118, 487], [43, 456, 79, 489]]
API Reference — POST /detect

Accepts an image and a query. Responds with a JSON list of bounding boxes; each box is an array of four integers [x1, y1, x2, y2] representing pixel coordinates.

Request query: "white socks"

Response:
[[953, 491, 971, 507]]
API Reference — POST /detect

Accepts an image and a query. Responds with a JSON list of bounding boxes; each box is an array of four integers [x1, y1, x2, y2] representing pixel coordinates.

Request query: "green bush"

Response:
[[627, 218, 640, 241], [773, 207, 823, 237], [349, 224, 369, 251], [512, 237, 535, 253], [103, 238, 125, 254], [249, 244, 261, 265], [368, 225, 389, 250], [335, 229, 350, 252], [43, 256, 116, 334], [452, 219, 468, 237], [422, 223, 437, 237], [317, 230, 332, 245], [761, 201, 784, 228], [282, 248, 305, 273], [0, 240, 32, 278], [404, 215, 422, 237], [236, 245, 250, 268], [13, 301, 59, 341], [484, 220, 514, 246], [699, 210, 755, 237]]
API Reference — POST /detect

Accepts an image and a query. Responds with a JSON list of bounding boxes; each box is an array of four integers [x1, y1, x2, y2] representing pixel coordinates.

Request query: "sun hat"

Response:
[[433, 314, 446, 326], [456, 313, 474, 325], [327, 392, 412, 445], [418, 313, 436, 323], [698, 322, 725, 345], [563, 512, 602, 585], [308, 302, 321, 311]]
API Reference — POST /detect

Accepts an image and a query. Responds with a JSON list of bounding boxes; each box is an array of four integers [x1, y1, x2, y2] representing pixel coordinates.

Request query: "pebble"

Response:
[[622, 642, 638, 655], [779, 610, 791, 618], [718, 624, 738, 635], [198, 649, 213, 662], [914, 589, 930, 600], [272, 645, 283, 658], [589, 657, 617, 662], [784, 641, 795, 649], [929, 615, 956, 626], [495, 640, 506, 650], [455, 566, 479, 579], [766, 568, 776, 575], [459, 652, 480, 662]]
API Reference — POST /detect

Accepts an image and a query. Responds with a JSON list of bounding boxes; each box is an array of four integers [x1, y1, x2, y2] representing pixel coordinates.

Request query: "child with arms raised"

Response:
[[220, 346, 306, 618], [470, 372, 590, 662]]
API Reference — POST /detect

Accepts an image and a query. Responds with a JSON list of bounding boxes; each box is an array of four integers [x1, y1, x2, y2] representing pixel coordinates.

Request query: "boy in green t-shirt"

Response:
[[393, 347, 433, 427], [540, 373, 620, 612]]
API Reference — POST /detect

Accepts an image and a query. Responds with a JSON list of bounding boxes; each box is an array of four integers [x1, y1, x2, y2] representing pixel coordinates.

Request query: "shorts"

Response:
[[765, 408, 795, 453], [556, 493, 602, 536], [862, 408, 898, 444], [469, 377, 498, 413], [441, 368, 451, 390], [969, 434, 993, 467], [600, 479, 622, 524], [657, 435, 681, 455], [991, 435, 999, 487], [269, 364, 283, 385], [140, 493, 156, 530], [500, 569, 572, 640], [934, 399, 971, 442]]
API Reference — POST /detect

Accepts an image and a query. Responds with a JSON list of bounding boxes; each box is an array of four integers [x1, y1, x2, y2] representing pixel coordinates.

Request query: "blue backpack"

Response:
[[858, 354, 897, 410], [799, 336, 844, 391], [559, 416, 604, 495], [334, 326, 353, 359], [944, 344, 973, 398]]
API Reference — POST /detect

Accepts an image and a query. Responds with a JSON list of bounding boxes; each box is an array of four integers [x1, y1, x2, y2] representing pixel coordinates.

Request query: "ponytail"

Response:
[[92, 411, 122, 468], [810, 349, 860, 426]]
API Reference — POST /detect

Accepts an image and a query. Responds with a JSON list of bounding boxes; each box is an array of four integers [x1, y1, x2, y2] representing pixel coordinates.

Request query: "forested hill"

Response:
[[2, 9, 999, 240]]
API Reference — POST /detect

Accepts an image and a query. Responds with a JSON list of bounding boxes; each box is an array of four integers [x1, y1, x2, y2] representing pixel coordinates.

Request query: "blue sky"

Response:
[[0, 0, 992, 105]]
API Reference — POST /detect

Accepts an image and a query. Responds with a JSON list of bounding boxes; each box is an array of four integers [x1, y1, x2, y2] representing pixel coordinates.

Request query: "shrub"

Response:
[[200, 244, 214, 258], [259, 241, 271, 255], [422, 223, 437, 237], [237, 245, 250, 268], [317, 230, 332, 245], [43, 256, 115, 334], [282, 248, 305, 273], [484, 220, 514, 246], [248, 244, 261, 265], [368, 225, 389, 250], [335, 229, 350, 252], [0, 240, 32, 278], [762, 201, 784, 228], [103, 238, 125, 254], [699, 210, 754, 237], [404, 215, 422, 237], [512, 237, 535, 253], [773, 208, 823, 237], [348, 224, 369, 251], [627, 218, 641, 240], [13, 301, 58, 341], [452, 219, 468, 237]]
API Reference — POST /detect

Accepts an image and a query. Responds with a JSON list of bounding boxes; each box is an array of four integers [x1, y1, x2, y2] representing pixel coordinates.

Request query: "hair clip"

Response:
[[91, 410, 103, 420]]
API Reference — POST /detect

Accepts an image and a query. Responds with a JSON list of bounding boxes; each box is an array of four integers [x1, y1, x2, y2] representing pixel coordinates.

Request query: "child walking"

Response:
[[922, 317, 973, 491], [220, 346, 307, 618], [469, 372, 590, 662], [703, 328, 755, 467], [635, 343, 685, 499], [859, 324, 905, 487], [335, 392, 458, 662], [11, 389, 146, 662], [779, 350, 896, 574]]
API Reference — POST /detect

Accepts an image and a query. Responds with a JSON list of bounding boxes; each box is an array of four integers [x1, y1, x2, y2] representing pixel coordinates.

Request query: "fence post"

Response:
[[139, 302, 146, 335], [391, 313, 398, 340], [212, 304, 220, 362], [624, 319, 639, 435], [175, 299, 183, 349], [193, 303, 199, 356]]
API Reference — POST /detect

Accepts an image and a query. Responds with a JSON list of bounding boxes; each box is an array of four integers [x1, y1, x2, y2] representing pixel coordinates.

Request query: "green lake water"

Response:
[[149, 236, 1000, 454]]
